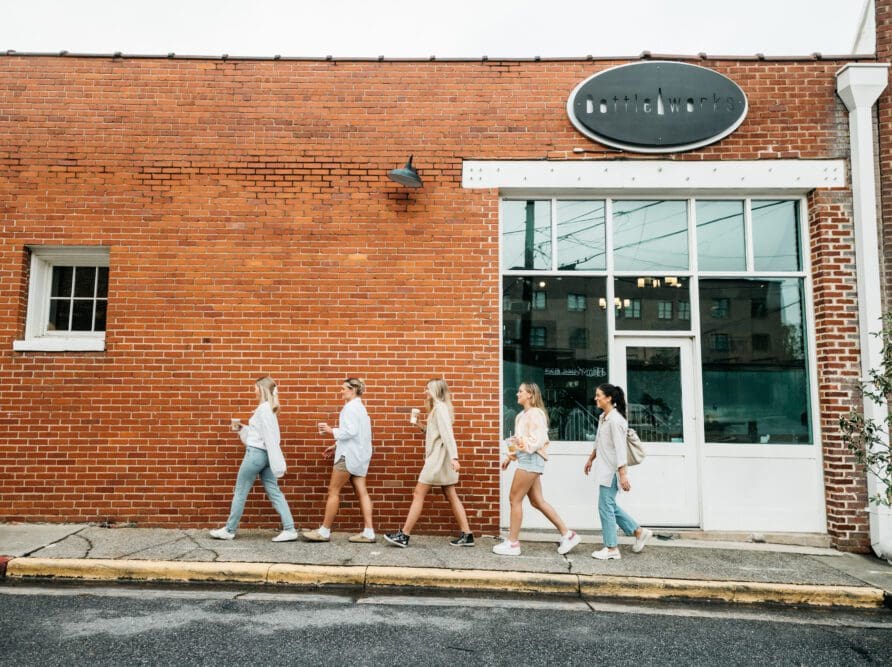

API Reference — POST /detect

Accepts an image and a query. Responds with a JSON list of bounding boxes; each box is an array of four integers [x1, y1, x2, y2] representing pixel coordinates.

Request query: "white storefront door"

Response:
[[612, 336, 700, 526]]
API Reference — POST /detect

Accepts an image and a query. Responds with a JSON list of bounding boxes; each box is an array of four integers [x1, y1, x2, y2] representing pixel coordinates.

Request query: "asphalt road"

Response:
[[1, 584, 890, 666]]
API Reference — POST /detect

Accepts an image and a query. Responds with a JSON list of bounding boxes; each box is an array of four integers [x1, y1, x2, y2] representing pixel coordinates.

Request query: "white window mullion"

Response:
[[744, 197, 755, 271]]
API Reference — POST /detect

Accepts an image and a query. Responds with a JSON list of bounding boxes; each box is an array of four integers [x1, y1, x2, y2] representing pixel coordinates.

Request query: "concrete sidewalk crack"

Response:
[[117, 531, 193, 559]]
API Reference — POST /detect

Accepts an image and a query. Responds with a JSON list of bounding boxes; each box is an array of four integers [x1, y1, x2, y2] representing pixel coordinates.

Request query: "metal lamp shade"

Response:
[[388, 155, 423, 188]]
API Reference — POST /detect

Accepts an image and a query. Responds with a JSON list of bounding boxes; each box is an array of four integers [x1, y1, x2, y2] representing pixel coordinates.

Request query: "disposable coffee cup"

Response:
[[410, 408, 420, 424], [317, 422, 326, 434], [230, 419, 241, 432]]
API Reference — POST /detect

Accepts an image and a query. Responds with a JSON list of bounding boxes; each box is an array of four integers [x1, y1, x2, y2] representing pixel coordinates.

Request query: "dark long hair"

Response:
[[598, 383, 627, 419]]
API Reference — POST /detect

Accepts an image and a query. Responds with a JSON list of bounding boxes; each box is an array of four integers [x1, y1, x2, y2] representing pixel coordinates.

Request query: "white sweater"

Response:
[[592, 409, 628, 487], [332, 397, 373, 476], [239, 401, 287, 478]]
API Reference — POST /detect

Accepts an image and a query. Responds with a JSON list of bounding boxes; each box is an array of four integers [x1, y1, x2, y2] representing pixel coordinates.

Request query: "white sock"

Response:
[[318, 526, 331, 538], [562, 530, 573, 539], [362, 527, 375, 539]]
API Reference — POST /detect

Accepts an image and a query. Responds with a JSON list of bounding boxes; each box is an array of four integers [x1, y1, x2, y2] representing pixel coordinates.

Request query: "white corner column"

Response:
[[836, 62, 891, 560]]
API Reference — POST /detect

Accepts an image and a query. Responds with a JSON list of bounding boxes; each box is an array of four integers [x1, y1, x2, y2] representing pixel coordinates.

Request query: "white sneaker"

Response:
[[557, 530, 581, 555], [272, 529, 298, 542], [209, 527, 235, 540], [632, 527, 653, 553], [492, 538, 521, 556], [592, 547, 621, 560]]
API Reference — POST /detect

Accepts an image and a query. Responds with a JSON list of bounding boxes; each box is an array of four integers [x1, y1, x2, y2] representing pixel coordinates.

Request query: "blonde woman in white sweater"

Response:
[[210, 376, 296, 543], [493, 382, 581, 557], [384, 379, 473, 548]]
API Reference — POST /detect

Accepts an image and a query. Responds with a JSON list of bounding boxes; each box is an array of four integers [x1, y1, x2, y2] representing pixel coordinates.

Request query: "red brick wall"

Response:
[[0, 55, 870, 544]]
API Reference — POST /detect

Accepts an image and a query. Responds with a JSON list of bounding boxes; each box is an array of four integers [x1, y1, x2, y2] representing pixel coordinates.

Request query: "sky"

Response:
[[0, 0, 871, 59]]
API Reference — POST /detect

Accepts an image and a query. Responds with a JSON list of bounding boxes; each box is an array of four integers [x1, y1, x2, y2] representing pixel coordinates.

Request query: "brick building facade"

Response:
[[1, 5, 890, 551]]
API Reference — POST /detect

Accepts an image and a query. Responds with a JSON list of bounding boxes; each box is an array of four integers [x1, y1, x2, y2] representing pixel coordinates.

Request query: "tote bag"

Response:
[[626, 428, 646, 466]]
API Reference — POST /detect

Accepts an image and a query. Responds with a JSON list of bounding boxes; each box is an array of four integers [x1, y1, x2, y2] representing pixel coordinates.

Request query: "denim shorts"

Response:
[[516, 451, 545, 474]]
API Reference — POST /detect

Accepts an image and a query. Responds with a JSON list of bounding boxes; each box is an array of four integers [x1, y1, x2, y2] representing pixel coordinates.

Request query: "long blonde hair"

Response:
[[426, 378, 454, 421], [520, 381, 548, 424], [256, 376, 280, 414]]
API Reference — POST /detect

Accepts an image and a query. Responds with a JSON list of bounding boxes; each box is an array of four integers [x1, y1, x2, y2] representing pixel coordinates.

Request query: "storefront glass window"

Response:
[[626, 347, 684, 443], [752, 200, 801, 271], [696, 200, 746, 271], [557, 200, 606, 270], [699, 278, 812, 444], [502, 276, 607, 441], [615, 276, 691, 331], [502, 200, 551, 270], [614, 200, 688, 271]]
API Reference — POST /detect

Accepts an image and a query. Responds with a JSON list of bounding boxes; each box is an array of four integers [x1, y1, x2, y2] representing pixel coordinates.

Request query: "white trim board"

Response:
[[462, 160, 846, 193]]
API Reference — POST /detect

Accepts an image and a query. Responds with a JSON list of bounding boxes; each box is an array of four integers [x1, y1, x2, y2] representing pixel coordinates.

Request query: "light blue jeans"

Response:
[[225, 447, 294, 533], [598, 474, 639, 548]]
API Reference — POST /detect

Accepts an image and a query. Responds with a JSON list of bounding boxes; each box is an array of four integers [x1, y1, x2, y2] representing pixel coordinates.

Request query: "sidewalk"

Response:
[[1, 523, 890, 610]]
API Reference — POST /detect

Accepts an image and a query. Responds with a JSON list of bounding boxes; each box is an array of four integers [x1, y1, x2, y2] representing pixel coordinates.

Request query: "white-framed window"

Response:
[[567, 293, 586, 312], [657, 301, 673, 319], [14, 246, 110, 352], [532, 291, 547, 310]]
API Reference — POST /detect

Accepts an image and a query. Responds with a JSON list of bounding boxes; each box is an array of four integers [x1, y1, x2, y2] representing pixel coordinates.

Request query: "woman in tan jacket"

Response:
[[384, 379, 474, 548]]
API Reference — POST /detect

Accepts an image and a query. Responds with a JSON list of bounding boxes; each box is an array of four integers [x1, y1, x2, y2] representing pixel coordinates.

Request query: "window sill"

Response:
[[13, 337, 106, 352]]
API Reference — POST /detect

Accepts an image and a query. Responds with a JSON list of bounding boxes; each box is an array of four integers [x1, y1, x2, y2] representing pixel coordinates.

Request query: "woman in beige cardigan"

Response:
[[384, 379, 474, 548]]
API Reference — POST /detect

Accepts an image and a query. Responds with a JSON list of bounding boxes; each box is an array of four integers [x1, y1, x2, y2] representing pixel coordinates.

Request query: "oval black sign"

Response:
[[567, 61, 748, 153]]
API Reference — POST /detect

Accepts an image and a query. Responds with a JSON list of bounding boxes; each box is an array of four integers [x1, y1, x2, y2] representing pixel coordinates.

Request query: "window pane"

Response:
[[50, 266, 73, 298], [752, 200, 801, 271], [48, 299, 70, 331], [626, 347, 684, 442], [696, 200, 745, 271], [557, 200, 606, 270], [94, 300, 107, 331], [73, 266, 97, 298], [502, 276, 607, 442], [71, 300, 94, 331], [700, 278, 812, 444], [615, 276, 691, 331], [502, 200, 551, 270], [613, 200, 689, 271], [97, 267, 109, 297]]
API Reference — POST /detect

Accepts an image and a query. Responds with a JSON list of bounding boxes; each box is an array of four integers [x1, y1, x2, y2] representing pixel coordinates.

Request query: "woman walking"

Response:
[[493, 382, 581, 557], [301, 377, 376, 543], [584, 383, 652, 560], [210, 376, 297, 542], [384, 379, 474, 548]]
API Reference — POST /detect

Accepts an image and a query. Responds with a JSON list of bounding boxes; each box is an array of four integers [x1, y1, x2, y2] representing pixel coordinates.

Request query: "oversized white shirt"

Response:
[[238, 401, 287, 478], [333, 397, 373, 476], [592, 408, 628, 487]]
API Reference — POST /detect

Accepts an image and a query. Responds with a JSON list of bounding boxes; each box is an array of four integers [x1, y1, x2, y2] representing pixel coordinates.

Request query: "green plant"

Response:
[[839, 314, 892, 507]]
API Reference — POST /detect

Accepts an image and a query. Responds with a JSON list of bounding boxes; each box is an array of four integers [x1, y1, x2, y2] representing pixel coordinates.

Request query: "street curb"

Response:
[[3, 558, 887, 609], [580, 575, 886, 608], [366, 566, 579, 595]]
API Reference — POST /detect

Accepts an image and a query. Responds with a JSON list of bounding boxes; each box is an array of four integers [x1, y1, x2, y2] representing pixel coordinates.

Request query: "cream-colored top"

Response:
[[418, 401, 459, 486], [592, 409, 628, 487], [514, 407, 550, 460]]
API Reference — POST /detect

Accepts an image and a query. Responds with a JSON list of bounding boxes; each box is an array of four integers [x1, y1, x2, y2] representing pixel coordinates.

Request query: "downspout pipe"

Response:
[[836, 63, 891, 561]]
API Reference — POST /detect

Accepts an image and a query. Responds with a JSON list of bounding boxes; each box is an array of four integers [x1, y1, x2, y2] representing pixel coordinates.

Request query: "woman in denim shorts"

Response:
[[493, 382, 581, 557]]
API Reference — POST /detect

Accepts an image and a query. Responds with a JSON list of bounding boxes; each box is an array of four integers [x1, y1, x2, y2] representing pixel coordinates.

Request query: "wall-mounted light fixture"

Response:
[[388, 155, 423, 188]]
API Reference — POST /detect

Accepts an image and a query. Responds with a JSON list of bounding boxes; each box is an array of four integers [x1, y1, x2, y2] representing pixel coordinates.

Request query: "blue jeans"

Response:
[[598, 475, 639, 548], [225, 447, 294, 533]]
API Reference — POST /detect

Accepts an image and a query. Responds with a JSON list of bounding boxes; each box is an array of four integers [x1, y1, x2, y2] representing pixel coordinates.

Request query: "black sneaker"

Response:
[[384, 530, 410, 548], [449, 532, 475, 547]]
